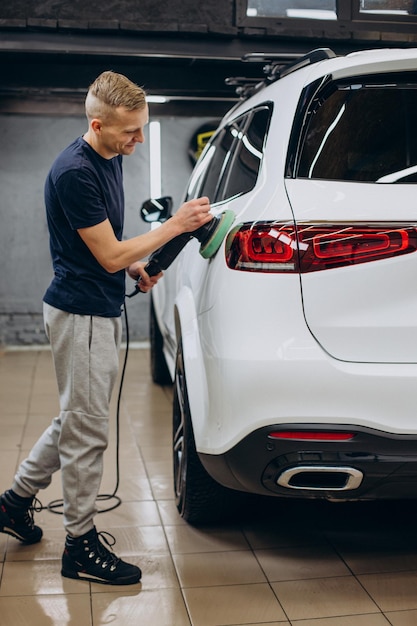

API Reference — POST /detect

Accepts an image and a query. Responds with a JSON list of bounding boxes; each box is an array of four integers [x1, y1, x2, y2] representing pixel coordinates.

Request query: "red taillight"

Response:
[[225, 222, 417, 272], [269, 431, 356, 441]]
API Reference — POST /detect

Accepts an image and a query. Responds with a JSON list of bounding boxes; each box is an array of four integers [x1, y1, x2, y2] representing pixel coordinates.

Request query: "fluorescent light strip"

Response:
[[149, 120, 162, 198], [147, 95, 168, 103]]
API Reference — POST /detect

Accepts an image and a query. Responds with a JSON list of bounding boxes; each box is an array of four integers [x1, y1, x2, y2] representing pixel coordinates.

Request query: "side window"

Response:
[[185, 106, 272, 204], [296, 76, 417, 183], [185, 120, 243, 202], [185, 138, 218, 201], [219, 106, 272, 201]]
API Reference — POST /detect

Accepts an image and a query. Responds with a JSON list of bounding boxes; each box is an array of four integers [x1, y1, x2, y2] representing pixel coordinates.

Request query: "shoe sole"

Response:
[[0, 524, 42, 545], [61, 568, 141, 585]]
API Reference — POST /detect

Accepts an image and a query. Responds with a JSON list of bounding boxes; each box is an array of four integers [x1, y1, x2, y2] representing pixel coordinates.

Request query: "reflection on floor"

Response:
[[1, 347, 417, 625]]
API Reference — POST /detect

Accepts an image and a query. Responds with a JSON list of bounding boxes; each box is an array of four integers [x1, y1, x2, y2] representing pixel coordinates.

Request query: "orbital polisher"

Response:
[[127, 209, 235, 297]]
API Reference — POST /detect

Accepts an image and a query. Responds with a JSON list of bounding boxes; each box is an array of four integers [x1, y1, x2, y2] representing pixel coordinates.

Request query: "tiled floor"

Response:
[[1, 348, 417, 625]]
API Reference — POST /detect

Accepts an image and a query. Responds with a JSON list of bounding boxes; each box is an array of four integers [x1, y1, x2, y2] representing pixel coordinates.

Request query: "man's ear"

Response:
[[91, 119, 102, 134]]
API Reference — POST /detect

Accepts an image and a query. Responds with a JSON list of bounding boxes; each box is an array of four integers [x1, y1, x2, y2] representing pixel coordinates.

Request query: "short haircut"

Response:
[[85, 71, 147, 122]]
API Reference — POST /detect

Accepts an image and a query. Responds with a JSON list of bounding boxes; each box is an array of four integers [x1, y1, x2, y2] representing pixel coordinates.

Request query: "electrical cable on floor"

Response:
[[46, 301, 131, 516]]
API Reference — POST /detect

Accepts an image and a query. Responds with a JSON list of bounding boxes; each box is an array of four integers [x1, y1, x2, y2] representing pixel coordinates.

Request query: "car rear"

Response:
[[191, 49, 417, 503]]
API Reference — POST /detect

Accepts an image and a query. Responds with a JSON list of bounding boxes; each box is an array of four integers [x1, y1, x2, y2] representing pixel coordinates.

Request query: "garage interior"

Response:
[[2, 0, 417, 345], [1, 1, 417, 624]]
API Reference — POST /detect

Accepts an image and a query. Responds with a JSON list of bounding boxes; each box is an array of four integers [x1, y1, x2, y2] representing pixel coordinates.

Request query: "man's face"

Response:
[[97, 104, 149, 158]]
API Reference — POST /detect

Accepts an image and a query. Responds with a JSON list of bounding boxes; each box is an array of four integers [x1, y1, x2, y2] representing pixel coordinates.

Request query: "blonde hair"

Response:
[[85, 71, 147, 122]]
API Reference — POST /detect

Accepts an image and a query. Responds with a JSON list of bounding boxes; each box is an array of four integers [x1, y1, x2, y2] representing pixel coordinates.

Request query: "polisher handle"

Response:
[[126, 233, 192, 297]]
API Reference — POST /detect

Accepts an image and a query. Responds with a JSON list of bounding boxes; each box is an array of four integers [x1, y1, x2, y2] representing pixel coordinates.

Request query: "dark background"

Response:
[[1, 0, 417, 116]]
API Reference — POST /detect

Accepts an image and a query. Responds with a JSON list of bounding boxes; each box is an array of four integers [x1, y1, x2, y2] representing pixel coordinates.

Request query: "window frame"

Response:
[[236, 0, 417, 33], [353, 0, 417, 23]]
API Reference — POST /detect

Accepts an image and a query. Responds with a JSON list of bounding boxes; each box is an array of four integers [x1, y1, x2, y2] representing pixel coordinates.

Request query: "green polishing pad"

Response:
[[199, 210, 236, 259]]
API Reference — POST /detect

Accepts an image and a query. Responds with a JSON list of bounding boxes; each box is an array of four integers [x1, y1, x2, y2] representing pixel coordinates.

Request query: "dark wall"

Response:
[[0, 113, 206, 346], [2, 0, 417, 42], [0, 0, 231, 20], [0, 0, 236, 34]]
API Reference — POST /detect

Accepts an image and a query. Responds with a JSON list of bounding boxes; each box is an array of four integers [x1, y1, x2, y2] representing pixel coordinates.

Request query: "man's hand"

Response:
[[127, 261, 162, 293], [172, 196, 212, 233]]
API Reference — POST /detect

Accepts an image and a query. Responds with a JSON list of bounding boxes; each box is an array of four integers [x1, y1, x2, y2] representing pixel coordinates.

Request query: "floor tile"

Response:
[[0, 451, 21, 487], [0, 413, 27, 426], [28, 393, 60, 415], [291, 615, 390, 625], [96, 525, 170, 556], [97, 499, 161, 527], [91, 588, 191, 626], [157, 499, 188, 526], [3, 348, 417, 626], [358, 570, 417, 612], [242, 514, 325, 550], [183, 583, 288, 625], [0, 593, 92, 626], [271, 576, 379, 620], [255, 544, 351, 582], [173, 550, 267, 588], [5, 529, 66, 562], [0, 535, 7, 562], [104, 472, 153, 501], [330, 536, 417, 575], [385, 609, 417, 625], [148, 472, 174, 499], [165, 524, 249, 554], [0, 559, 88, 596], [0, 425, 26, 450], [140, 444, 172, 463], [0, 393, 30, 416]]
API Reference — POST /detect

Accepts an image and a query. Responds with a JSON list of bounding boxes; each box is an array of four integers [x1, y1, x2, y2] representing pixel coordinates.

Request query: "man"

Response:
[[0, 71, 212, 585]]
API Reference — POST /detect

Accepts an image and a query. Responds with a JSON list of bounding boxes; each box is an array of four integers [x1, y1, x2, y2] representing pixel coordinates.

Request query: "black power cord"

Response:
[[46, 301, 131, 516]]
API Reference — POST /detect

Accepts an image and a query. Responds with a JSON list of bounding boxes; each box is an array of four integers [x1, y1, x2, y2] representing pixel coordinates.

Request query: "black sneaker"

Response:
[[61, 527, 142, 585], [0, 490, 43, 544]]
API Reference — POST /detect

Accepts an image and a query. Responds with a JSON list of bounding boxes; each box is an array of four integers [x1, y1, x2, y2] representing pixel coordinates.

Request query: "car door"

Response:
[[285, 72, 417, 363]]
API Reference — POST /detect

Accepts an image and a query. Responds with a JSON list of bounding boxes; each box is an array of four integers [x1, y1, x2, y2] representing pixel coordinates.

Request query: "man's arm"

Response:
[[77, 196, 212, 273]]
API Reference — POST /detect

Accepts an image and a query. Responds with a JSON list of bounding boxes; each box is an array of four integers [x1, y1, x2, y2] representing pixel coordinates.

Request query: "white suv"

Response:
[[142, 47, 417, 524]]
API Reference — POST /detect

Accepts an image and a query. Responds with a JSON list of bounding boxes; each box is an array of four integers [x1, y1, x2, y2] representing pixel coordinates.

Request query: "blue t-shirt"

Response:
[[43, 137, 125, 317]]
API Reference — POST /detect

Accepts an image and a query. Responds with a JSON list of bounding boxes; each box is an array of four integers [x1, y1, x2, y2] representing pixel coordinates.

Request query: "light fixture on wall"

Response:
[[146, 95, 168, 103], [149, 120, 162, 198]]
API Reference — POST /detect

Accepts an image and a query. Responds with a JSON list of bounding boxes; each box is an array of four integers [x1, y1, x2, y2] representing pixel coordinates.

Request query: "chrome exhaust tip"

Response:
[[277, 466, 363, 491]]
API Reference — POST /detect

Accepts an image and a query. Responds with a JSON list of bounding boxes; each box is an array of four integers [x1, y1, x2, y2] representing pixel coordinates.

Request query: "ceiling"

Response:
[[0, 29, 378, 117], [1, 0, 417, 118]]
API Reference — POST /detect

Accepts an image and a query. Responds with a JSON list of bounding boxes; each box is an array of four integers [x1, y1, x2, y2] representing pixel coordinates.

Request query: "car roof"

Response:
[[316, 46, 417, 80], [222, 46, 417, 124]]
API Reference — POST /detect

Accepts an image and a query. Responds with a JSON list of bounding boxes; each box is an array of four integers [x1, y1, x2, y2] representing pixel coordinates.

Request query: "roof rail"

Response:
[[226, 47, 337, 99], [242, 52, 304, 64], [224, 76, 264, 98], [270, 48, 337, 81]]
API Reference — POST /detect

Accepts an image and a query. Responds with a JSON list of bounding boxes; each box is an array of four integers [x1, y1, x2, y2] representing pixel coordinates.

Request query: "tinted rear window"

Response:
[[296, 74, 417, 183]]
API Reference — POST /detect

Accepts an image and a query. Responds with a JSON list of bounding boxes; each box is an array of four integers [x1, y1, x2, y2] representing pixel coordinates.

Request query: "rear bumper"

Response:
[[199, 424, 417, 501]]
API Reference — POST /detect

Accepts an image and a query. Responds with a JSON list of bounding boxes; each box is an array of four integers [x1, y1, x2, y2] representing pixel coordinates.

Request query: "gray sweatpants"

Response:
[[12, 302, 122, 537]]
